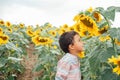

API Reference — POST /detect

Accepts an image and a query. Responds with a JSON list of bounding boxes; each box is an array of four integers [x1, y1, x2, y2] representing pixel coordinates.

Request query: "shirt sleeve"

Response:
[[55, 61, 71, 80]]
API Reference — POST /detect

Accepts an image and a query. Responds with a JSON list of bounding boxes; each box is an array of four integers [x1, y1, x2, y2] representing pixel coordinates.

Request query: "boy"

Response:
[[55, 31, 84, 80]]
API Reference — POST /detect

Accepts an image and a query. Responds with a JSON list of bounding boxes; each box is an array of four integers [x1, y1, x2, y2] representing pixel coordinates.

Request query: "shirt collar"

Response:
[[66, 53, 78, 59]]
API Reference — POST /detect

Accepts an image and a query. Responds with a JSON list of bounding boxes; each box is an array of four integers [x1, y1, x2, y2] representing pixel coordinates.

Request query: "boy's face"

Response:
[[72, 34, 84, 53]]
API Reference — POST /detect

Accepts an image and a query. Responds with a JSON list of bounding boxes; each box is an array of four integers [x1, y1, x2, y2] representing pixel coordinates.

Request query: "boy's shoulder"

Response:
[[59, 53, 78, 64]]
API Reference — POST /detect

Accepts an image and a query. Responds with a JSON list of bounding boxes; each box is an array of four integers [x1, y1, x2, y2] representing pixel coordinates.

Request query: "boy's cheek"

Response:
[[80, 46, 84, 51], [82, 47, 84, 51]]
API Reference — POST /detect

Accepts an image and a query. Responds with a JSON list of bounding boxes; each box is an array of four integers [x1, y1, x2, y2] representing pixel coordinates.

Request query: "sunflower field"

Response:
[[0, 6, 120, 80]]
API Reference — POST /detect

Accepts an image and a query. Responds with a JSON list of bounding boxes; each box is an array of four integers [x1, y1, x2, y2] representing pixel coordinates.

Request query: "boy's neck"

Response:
[[69, 52, 78, 57]]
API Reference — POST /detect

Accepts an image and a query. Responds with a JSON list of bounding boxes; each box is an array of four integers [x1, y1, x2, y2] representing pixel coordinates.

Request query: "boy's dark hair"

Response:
[[59, 31, 79, 53]]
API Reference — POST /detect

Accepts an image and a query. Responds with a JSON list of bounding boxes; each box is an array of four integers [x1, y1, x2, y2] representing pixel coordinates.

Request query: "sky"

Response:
[[0, 0, 120, 27]]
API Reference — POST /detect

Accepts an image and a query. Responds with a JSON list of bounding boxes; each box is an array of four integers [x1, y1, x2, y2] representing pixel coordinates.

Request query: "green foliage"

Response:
[[33, 43, 62, 80], [78, 6, 120, 80], [81, 28, 120, 80], [0, 25, 29, 79]]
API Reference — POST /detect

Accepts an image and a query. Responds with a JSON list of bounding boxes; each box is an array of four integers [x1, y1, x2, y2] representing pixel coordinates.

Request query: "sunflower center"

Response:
[[0, 21, 4, 25], [0, 36, 8, 40], [6, 22, 11, 26], [70, 27, 74, 30], [39, 39, 48, 42], [28, 31, 33, 35], [94, 12, 99, 20], [81, 18, 93, 27], [52, 32, 55, 35], [0, 29, 2, 32], [99, 28, 107, 34], [117, 60, 120, 67]]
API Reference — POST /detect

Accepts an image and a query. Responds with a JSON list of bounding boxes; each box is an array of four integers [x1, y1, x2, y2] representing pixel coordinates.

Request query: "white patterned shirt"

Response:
[[55, 53, 81, 80]]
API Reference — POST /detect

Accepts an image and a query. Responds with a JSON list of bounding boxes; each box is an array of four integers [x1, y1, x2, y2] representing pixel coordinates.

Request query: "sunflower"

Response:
[[0, 20, 4, 26], [98, 25, 109, 34], [32, 36, 53, 46], [32, 35, 40, 45], [0, 28, 3, 34], [36, 24, 40, 28], [19, 23, 24, 28], [73, 14, 80, 22], [40, 28, 43, 32], [39, 37, 53, 45], [58, 27, 66, 35], [63, 24, 69, 29], [0, 38, 2, 45], [93, 12, 102, 22], [79, 29, 88, 37], [68, 26, 75, 31], [115, 38, 120, 46], [11, 25, 17, 31], [73, 23, 81, 33], [79, 15, 99, 36], [49, 30, 56, 37], [52, 45, 57, 49], [77, 51, 85, 58], [8, 28, 13, 33], [108, 56, 118, 64], [86, 7, 93, 13], [46, 23, 52, 28], [5, 21, 11, 27], [113, 66, 120, 75], [0, 34, 9, 45], [99, 35, 111, 42], [27, 25, 32, 29], [108, 56, 120, 75], [34, 29, 41, 36], [26, 28, 34, 37], [73, 14, 85, 22]]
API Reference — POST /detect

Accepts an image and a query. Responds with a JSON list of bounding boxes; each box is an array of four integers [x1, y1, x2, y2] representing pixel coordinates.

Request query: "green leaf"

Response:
[[8, 57, 23, 62], [108, 28, 117, 38], [104, 6, 115, 21], [89, 45, 102, 74], [0, 58, 7, 68], [101, 68, 117, 80], [108, 6, 120, 12], [100, 47, 115, 62], [33, 64, 44, 72], [115, 6, 120, 12], [6, 75, 15, 80], [5, 42, 23, 53], [50, 49, 61, 55], [11, 62, 25, 73], [108, 28, 120, 41], [98, 20, 108, 29], [95, 7, 104, 12], [116, 28, 120, 41]]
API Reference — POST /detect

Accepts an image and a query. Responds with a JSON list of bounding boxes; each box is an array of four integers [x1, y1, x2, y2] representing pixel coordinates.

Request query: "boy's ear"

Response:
[[69, 44, 74, 50]]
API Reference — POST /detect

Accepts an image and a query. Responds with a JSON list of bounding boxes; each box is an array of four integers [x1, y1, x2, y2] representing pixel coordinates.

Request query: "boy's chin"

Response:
[[80, 49, 84, 52], [81, 48, 85, 51]]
